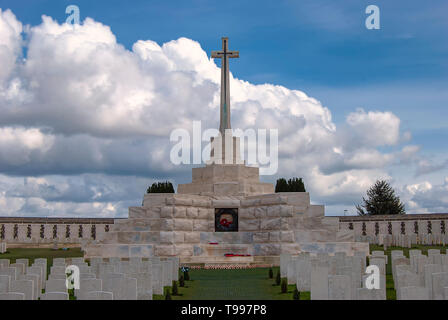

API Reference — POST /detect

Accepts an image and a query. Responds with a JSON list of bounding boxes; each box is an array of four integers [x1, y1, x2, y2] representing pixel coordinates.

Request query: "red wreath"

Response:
[[220, 218, 232, 227]]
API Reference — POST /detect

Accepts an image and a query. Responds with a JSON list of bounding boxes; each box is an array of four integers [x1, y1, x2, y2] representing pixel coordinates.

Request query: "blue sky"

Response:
[[0, 0, 447, 216], [5, 0, 447, 125]]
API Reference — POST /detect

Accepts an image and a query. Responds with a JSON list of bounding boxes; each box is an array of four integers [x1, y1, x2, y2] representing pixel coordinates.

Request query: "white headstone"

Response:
[[296, 257, 311, 291], [41, 292, 69, 300], [280, 254, 291, 277], [0, 267, 18, 281], [424, 264, 442, 299], [431, 272, 448, 300], [45, 279, 67, 293], [20, 274, 39, 300], [10, 279, 34, 300], [85, 291, 113, 300], [0, 292, 24, 300], [356, 288, 384, 300], [0, 259, 10, 268], [52, 258, 66, 266], [310, 266, 328, 300], [75, 278, 102, 299], [369, 258, 386, 275], [399, 286, 429, 300], [0, 275, 10, 293], [328, 275, 351, 300], [103, 277, 137, 300]]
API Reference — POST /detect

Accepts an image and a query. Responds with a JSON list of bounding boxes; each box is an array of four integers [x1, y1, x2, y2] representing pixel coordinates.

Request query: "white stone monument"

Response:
[[83, 37, 369, 264]]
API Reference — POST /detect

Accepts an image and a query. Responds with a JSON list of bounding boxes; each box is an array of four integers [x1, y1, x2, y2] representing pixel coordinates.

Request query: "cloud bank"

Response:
[[0, 8, 446, 217]]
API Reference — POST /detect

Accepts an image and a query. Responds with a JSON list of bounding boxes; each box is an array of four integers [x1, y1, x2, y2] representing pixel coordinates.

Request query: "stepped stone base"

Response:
[[83, 163, 367, 261]]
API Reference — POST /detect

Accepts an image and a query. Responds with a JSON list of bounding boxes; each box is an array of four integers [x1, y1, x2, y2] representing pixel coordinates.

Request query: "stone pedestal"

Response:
[[83, 168, 367, 261]]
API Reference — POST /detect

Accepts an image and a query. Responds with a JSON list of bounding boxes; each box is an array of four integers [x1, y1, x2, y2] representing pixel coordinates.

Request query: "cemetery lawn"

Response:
[[154, 267, 310, 300], [369, 244, 447, 300]]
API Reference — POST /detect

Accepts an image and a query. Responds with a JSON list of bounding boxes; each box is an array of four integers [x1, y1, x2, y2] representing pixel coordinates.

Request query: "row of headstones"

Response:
[[356, 234, 448, 249], [82, 256, 179, 300], [280, 252, 386, 300], [0, 243, 6, 254], [373, 249, 448, 300], [0, 256, 179, 300], [0, 257, 49, 300]]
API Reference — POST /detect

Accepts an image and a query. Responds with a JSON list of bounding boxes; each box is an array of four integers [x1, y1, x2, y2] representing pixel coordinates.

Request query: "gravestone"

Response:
[[371, 251, 387, 264], [409, 249, 422, 257], [52, 258, 66, 266], [0, 259, 9, 267], [80, 273, 96, 280], [424, 264, 442, 299], [296, 257, 311, 291], [10, 279, 34, 300], [71, 257, 85, 265], [0, 292, 24, 300], [310, 266, 328, 300], [28, 266, 44, 289], [103, 277, 137, 300], [151, 263, 163, 295], [45, 279, 67, 293], [16, 259, 29, 271], [369, 258, 386, 275], [75, 278, 102, 299], [41, 292, 69, 300], [49, 273, 66, 280], [356, 288, 384, 300], [0, 267, 18, 281], [130, 272, 153, 300], [20, 274, 39, 300], [0, 275, 10, 293], [33, 259, 48, 284], [50, 266, 66, 275], [399, 286, 429, 300], [286, 258, 297, 284], [328, 275, 351, 300], [85, 291, 113, 300], [431, 272, 448, 300], [162, 260, 173, 286], [10, 263, 25, 277]]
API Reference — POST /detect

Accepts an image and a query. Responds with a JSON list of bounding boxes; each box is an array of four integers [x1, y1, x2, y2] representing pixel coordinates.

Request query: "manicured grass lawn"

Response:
[[155, 267, 309, 300]]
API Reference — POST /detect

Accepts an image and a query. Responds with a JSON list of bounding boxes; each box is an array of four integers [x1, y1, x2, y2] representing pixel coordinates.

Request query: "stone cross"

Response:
[[211, 37, 239, 134]]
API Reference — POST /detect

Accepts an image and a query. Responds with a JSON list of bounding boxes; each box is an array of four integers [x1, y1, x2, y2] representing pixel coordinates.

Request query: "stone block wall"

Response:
[[339, 214, 448, 238], [0, 217, 112, 246]]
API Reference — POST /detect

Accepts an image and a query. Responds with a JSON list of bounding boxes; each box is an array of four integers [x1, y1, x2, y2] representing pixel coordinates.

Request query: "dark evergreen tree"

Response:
[[146, 181, 175, 193], [179, 275, 185, 287], [275, 270, 281, 285], [268, 268, 273, 279], [172, 280, 178, 295], [281, 278, 288, 293], [165, 288, 172, 300], [275, 178, 288, 192], [293, 287, 300, 300], [287, 177, 306, 192], [356, 180, 405, 215], [275, 177, 306, 192]]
